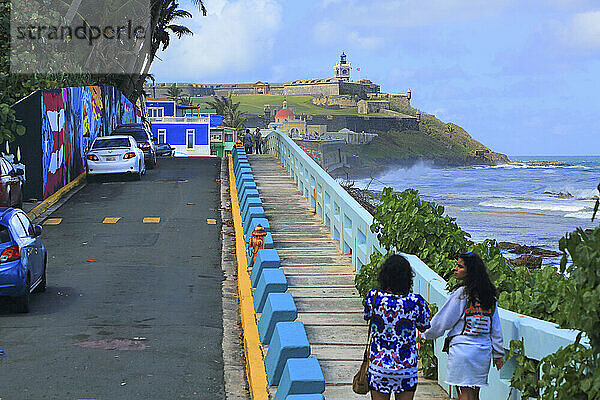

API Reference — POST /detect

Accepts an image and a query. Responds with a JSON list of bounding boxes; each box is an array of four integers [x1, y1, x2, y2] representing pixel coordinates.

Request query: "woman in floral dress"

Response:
[[364, 254, 432, 399]]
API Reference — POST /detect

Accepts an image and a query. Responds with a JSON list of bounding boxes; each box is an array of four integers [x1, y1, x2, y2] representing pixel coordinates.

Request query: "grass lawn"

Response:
[[192, 94, 386, 116]]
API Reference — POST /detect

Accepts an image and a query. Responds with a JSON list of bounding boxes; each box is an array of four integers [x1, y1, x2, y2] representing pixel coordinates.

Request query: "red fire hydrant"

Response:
[[247, 225, 267, 266]]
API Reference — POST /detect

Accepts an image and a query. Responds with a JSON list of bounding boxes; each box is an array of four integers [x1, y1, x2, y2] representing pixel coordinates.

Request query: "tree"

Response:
[[206, 96, 246, 132], [166, 84, 184, 102]]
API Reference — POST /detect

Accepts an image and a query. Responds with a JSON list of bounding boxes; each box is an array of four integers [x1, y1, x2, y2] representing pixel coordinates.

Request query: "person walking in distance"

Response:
[[243, 129, 253, 154], [422, 252, 505, 400], [254, 127, 262, 154], [363, 255, 431, 400]]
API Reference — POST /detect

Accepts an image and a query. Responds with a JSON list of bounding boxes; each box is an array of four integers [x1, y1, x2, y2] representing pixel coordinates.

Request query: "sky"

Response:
[[150, 0, 600, 156]]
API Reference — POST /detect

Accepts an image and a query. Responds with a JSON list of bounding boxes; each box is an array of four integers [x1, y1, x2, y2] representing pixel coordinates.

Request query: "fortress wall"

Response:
[[306, 114, 418, 133], [283, 83, 340, 96]]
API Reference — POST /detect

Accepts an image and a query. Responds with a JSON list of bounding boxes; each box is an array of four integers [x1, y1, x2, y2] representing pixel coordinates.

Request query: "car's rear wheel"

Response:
[[14, 275, 31, 313], [136, 162, 142, 180], [17, 191, 23, 210]]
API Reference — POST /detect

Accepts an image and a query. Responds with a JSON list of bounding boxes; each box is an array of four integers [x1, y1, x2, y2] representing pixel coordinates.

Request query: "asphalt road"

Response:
[[0, 157, 224, 399]]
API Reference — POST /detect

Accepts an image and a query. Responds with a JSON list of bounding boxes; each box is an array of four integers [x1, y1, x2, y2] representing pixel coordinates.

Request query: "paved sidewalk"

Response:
[[249, 154, 449, 400]]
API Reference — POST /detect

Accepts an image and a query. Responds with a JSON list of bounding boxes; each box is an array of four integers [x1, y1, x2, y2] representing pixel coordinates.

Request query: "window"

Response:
[[224, 132, 234, 143], [148, 108, 163, 118], [0, 225, 11, 243], [210, 131, 223, 142], [10, 215, 28, 238], [158, 129, 166, 144], [92, 138, 131, 149], [17, 212, 34, 236], [186, 129, 194, 149]]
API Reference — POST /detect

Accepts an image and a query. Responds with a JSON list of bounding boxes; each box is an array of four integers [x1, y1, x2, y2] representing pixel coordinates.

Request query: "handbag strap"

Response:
[[363, 291, 379, 361]]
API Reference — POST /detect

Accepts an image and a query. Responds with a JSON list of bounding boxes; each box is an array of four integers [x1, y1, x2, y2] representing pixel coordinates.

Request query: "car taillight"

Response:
[[141, 142, 151, 151], [0, 245, 20, 263], [123, 152, 136, 159], [86, 154, 99, 161]]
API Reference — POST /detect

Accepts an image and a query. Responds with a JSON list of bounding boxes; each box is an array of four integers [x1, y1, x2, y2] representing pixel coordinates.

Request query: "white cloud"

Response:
[[151, 0, 282, 81], [318, 0, 515, 28], [554, 10, 600, 50], [313, 20, 383, 49]]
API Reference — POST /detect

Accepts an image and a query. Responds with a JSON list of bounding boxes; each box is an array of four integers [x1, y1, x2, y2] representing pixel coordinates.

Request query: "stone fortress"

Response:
[[145, 53, 413, 116]]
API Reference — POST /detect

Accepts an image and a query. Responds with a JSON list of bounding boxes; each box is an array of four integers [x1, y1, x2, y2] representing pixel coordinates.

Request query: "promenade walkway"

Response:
[[249, 154, 448, 400]]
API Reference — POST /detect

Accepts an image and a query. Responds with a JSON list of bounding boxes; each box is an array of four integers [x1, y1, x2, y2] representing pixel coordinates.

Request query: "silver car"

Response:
[[86, 136, 146, 180]]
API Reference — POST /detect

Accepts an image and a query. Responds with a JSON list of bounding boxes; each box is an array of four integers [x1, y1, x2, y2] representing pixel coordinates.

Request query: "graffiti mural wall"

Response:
[[39, 86, 139, 198]]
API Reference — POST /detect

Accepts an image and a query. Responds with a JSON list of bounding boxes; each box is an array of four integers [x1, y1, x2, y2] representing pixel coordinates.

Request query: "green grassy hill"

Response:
[[191, 94, 508, 166], [192, 94, 386, 116]]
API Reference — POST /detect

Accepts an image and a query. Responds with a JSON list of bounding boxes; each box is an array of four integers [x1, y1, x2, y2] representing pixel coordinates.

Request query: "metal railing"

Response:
[[264, 129, 581, 400]]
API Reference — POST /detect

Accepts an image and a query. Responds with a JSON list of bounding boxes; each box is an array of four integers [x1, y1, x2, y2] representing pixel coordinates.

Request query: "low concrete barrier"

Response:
[[258, 292, 298, 344], [232, 146, 324, 399], [273, 358, 326, 400], [254, 268, 288, 313], [242, 197, 263, 220], [264, 321, 311, 385], [249, 249, 280, 288], [243, 207, 267, 233]]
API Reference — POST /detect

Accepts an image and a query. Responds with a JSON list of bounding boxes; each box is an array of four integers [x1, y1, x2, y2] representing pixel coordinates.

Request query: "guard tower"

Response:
[[334, 52, 351, 82]]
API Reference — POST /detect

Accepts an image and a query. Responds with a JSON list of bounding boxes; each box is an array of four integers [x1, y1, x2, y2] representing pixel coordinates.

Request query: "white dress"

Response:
[[422, 287, 504, 387]]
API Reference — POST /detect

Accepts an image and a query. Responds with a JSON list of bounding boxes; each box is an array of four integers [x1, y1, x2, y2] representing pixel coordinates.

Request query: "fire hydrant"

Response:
[[247, 225, 267, 266]]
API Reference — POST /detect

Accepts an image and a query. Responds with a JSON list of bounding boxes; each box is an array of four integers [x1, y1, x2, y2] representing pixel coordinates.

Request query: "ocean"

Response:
[[356, 156, 600, 266]]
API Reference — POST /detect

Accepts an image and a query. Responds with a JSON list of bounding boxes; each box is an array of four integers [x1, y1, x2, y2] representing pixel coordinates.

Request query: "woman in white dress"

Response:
[[422, 252, 505, 400]]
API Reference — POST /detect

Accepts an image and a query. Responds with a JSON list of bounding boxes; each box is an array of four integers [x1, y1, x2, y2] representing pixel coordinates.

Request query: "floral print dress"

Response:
[[364, 290, 431, 393]]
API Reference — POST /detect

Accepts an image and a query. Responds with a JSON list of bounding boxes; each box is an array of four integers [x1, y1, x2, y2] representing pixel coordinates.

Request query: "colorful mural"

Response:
[[39, 86, 139, 198]]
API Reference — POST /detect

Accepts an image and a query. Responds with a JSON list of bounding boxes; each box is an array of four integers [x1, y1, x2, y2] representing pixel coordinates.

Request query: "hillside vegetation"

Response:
[[191, 94, 508, 167], [193, 94, 386, 116]]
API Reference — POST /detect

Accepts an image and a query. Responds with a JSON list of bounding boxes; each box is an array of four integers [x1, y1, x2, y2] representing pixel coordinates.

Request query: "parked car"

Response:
[[86, 136, 146, 180], [155, 143, 174, 157], [0, 207, 46, 313], [0, 157, 24, 209], [112, 124, 158, 169]]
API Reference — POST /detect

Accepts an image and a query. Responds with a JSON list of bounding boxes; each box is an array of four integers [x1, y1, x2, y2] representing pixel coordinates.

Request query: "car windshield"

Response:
[[92, 138, 130, 149], [114, 129, 148, 143]]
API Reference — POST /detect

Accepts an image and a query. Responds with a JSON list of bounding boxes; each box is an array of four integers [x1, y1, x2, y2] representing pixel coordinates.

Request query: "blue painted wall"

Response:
[[146, 100, 175, 116], [151, 122, 209, 146], [210, 115, 224, 127]]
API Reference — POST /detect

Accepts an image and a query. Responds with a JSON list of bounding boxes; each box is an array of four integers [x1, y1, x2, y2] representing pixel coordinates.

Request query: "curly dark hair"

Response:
[[454, 252, 497, 310], [378, 254, 414, 295]]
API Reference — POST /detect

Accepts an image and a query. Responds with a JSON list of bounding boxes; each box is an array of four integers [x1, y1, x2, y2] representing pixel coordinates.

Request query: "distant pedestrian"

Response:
[[422, 252, 505, 400], [363, 254, 431, 400], [254, 128, 262, 154], [243, 129, 253, 154]]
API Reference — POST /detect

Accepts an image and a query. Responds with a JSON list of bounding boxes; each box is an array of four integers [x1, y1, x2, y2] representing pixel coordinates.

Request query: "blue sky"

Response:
[[150, 0, 600, 156]]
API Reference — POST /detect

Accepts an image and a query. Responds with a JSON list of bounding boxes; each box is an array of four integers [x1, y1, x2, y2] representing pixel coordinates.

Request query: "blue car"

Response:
[[0, 208, 47, 313]]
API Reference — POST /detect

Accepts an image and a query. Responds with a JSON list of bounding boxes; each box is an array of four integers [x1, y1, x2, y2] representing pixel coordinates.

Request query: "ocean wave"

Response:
[[480, 199, 593, 213], [564, 210, 594, 219], [542, 186, 599, 200]]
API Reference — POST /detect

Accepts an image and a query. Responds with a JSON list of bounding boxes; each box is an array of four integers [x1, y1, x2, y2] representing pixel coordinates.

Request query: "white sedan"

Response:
[[86, 135, 146, 180]]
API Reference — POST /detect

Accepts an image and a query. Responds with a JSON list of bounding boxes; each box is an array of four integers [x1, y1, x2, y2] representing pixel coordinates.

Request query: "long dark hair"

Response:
[[454, 252, 497, 310], [378, 254, 414, 296]]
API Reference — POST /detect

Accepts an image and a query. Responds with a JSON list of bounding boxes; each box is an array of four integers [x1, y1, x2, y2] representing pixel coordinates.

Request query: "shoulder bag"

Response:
[[353, 291, 378, 394]]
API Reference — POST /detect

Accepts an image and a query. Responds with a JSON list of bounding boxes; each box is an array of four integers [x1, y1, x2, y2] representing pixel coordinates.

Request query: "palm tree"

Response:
[[134, 0, 206, 96], [207, 96, 246, 132], [166, 84, 184, 102]]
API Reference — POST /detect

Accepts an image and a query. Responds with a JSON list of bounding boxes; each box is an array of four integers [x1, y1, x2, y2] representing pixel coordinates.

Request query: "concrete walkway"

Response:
[[249, 154, 449, 400]]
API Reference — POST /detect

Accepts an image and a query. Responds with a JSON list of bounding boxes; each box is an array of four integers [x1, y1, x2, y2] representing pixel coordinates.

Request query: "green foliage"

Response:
[[419, 303, 438, 379], [369, 187, 471, 283], [356, 184, 600, 397]]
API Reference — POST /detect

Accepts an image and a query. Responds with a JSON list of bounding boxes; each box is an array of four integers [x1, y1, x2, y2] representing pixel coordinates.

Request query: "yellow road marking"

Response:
[[228, 154, 269, 399], [102, 217, 121, 224], [43, 218, 62, 225], [206, 218, 217, 225], [143, 217, 160, 223]]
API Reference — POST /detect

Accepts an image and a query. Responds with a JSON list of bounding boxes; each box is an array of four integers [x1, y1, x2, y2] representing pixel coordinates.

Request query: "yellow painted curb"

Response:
[[27, 172, 86, 221], [228, 154, 270, 400]]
